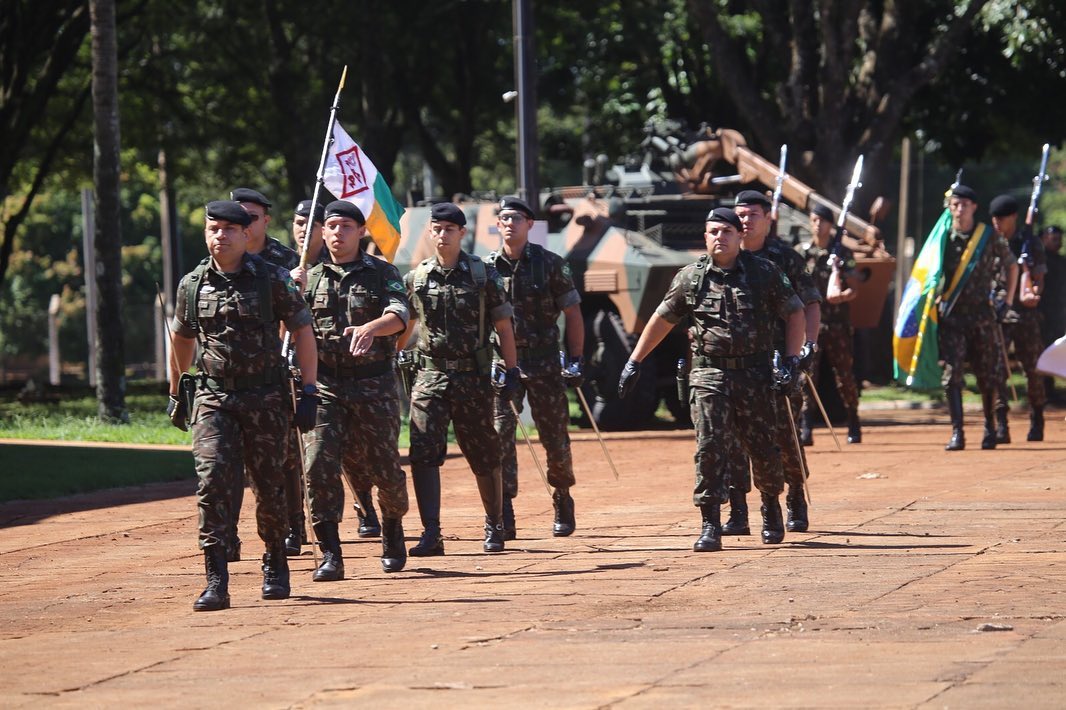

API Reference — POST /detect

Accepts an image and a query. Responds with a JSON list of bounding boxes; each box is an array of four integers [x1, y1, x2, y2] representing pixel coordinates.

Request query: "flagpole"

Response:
[[300, 65, 348, 269], [905, 283, 937, 387]]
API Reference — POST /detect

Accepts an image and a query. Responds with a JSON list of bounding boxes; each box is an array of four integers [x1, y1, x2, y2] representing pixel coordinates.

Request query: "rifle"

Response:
[[1022, 143, 1050, 271], [770, 144, 787, 235], [944, 168, 963, 208], [825, 156, 863, 301]]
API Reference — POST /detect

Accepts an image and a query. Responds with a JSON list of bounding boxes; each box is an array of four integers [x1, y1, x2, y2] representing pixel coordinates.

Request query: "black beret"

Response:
[[705, 207, 742, 230], [1043, 225, 1063, 235], [734, 189, 771, 208], [205, 200, 252, 227], [810, 203, 834, 221], [989, 194, 1019, 217], [951, 184, 978, 202], [230, 187, 272, 209], [430, 202, 466, 226], [295, 199, 326, 223], [498, 195, 534, 219], [323, 200, 365, 224]]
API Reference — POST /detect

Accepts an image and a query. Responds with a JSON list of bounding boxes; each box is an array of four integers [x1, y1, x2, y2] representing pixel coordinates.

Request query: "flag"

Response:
[[1036, 335, 1066, 379], [322, 122, 404, 262], [893, 209, 950, 389]]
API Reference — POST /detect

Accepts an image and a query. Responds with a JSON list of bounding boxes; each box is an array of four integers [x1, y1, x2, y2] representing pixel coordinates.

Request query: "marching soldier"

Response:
[[939, 186, 1018, 451], [291, 198, 328, 266], [166, 200, 318, 611], [299, 201, 410, 577], [618, 208, 804, 551], [989, 194, 1047, 441], [398, 202, 520, 556], [734, 190, 822, 533], [486, 195, 585, 539], [798, 203, 863, 445]]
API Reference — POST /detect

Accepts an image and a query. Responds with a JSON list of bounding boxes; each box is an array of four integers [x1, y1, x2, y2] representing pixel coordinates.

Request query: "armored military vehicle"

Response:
[[396, 122, 894, 430]]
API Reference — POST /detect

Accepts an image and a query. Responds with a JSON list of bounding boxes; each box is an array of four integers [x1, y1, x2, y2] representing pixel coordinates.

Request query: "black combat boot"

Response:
[[1028, 407, 1045, 442], [484, 517, 506, 553], [261, 543, 291, 600], [981, 394, 997, 450], [312, 521, 344, 582], [355, 490, 381, 538], [722, 487, 750, 535], [760, 492, 785, 544], [995, 406, 1011, 445], [846, 408, 862, 444], [693, 503, 722, 552], [786, 486, 808, 533], [502, 496, 517, 540], [945, 385, 965, 451], [283, 518, 304, 557], [193, 545, 230, 612], [552, 488, 576, 537], [409, 466, 444, 557], [380, 518, 407, 573], [798, 411, 814, 447]]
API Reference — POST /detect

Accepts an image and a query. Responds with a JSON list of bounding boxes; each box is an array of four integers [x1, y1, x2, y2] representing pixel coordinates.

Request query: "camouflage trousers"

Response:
[[302, 372, 409, 524], [409, 369, 502, 503], [191, 386, 290, 550], [803, 322, 859, 415], [727, 384, 806, 494], [939, 317, 1003, 396], [690, 367, 785, 507], [1001, 311, 1047, 409], [494, 371, 576, 499]]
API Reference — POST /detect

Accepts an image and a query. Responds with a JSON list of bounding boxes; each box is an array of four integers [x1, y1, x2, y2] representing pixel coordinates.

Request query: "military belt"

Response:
[[516, 344, 559, 362], [415, 352, 479, 373], [691, 352, 770, 370], [317, 359, 393, 380], [200, 367, 287, 391]]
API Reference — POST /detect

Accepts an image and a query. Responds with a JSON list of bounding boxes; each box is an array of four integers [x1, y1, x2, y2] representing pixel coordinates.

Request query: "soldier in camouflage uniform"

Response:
[[734, 190, 822, 533], [299, 201, 410, 578], [619, 208, 805, 551], [224, 188, 305, 562], [989, 194, 1047, 441], [398, 202, 520, 556], [166, 200, 319, 612], [486, 195, 584, 540], [938, 186, 1018, 451], [797, 203, 862, 446]]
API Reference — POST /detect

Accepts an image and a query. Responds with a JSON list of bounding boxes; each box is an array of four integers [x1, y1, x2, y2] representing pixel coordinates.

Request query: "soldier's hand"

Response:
[[290, 266, 307, 292], [561, 354, 585, 388], [344, 325, 376, 356], [166, 394, 188, 432], [798, 341, 818, 372], [617, 359, 641, 399], [294, 388, 319, 433], [772, 355, 801, 394], [492, 366, 521, 401], [998, 304, 1021, 324]]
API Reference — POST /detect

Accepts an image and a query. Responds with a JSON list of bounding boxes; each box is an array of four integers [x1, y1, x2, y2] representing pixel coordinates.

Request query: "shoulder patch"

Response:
[[284, 276, 299, 295], [387, 279, 404, 292], [561, 262, 572, 278]]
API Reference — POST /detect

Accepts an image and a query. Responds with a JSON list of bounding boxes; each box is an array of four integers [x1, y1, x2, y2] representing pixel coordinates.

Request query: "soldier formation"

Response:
[[167, 180, 1059, 611]]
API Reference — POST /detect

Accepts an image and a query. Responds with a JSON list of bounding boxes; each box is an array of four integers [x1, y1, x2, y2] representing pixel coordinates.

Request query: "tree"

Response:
[[90, 0, 127, 421]]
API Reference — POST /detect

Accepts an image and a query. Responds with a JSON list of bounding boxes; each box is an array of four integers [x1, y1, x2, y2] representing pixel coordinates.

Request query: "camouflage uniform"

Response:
[[797, 242, 860, 415], [1000, 233, 1048, 409], [487, 243, 581, 498], [301, 253, 411, 525], [405, 252, 513, 519], [656, 250, 803, 506], [172, 253, 311, 551], [738, 238, 821, 494]]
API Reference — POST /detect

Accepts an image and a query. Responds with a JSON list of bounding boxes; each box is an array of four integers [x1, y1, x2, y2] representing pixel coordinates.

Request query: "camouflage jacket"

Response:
[[305, 252, 410, 368], [256, 237, 300, 271], [657, 250, 803, 360], [486, 242, 580, 369], [172, 253, 311, 380], [943, 225, 1012, 325], [405, 251, 512, 360], [797, 241, 856, 326], [749, 237, 820, 347]]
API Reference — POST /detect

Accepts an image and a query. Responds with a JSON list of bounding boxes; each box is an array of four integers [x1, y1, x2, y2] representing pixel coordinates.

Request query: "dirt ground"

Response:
[[1, 408, 1065, 708]]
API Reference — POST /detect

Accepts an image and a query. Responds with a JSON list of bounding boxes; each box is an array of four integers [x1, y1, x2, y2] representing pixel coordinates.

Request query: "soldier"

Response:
[[618, 208, 804, 551], [797, 203, 862, 445], [291, 198, 327, 266], [989, 194, 1047, 441], [938, 185, 1018, 451], [1039, 226, 1066, 404], [166, 200, 318, 611], [398, 202, 520, 555], [299, 200, 410, 577], [486, 195, 584, 539], [734, 190, 822, 533]]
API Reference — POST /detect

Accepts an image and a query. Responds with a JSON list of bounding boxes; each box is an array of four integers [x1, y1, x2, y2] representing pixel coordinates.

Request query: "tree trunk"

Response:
[[90, 0, 127, 422]]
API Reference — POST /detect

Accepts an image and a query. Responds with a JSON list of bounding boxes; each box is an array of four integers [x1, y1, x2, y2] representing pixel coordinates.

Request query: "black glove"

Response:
[[166, 394, 188, 431], [771, 354, 801, 394], [294, 390, 319, 433], [798, 341, 818, 372], [492, 365, 522, 401], [561, 354, 585, 388], [617, 359, 641, 399]]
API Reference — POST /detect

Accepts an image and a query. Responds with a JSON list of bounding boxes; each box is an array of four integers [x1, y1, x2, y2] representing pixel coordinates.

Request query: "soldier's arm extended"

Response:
[[784, 308, 805, 357], [494, 317, 518, 369], [563, 303, 584, 357], [629, 312, 675, 363], [291, 324, 318, 386], [168, 334, 197, 396], [803, 301, 821, 343], [345, 314, 406, 356]]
